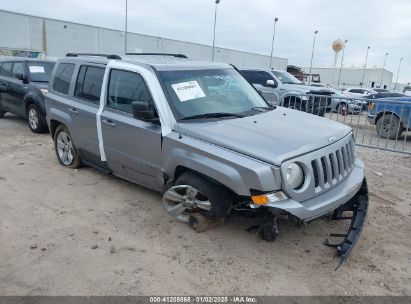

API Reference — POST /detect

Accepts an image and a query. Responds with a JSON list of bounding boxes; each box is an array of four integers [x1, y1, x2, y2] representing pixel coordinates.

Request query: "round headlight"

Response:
[[286, 163, 304, 189]]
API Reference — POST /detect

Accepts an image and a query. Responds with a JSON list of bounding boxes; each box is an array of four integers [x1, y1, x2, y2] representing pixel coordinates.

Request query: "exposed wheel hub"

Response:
[[163, 185, 211, 222]]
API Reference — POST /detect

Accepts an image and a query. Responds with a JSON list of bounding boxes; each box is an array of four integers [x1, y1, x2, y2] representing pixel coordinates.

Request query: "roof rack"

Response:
[[126, 53, 188, 59], [66, 53, 122, 60]]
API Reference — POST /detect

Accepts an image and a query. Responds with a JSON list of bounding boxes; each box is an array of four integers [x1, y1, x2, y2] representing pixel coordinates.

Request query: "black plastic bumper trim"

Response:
[[324, 178, 369, 269]]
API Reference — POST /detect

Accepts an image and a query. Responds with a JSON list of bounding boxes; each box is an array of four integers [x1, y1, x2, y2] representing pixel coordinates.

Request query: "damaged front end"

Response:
[[243, 179, 369, 267]]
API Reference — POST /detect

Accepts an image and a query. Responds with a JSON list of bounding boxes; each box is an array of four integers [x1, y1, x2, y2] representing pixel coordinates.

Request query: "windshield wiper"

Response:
[[252, 105, 276, 111], [180, 112, 245, 121]]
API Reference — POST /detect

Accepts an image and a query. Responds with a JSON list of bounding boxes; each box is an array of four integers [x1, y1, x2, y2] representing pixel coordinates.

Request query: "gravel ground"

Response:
[[0, 114, 410, 296]]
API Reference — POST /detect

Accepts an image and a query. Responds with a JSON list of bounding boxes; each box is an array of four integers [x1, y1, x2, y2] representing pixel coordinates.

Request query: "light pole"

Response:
[[125, 0, 128, 54], [360, 46, 370, 87], [394, 57, 403, 92], [337, 39, 348, 89], [269, 18, 279, 69], [379, 52, 388, 88], [308, 30, 318, 85], [211, 0, 221, 61]]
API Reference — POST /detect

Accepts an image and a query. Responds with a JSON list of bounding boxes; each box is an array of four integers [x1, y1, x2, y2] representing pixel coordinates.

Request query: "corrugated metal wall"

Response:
[[0, 10, 288, 70], [301, 66, 394, 89]]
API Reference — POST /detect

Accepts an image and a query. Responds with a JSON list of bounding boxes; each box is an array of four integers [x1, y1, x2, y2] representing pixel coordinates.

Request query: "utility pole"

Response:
[[269, 18, 279, 69], [337, 40, 348, 89], [211, 0, 221, 61], [125, 0, 128, 54], [360, 46, 370, 87], [379, 52, 388, 88], [308, 30, 318, 85], [394, 57, 403, 92]]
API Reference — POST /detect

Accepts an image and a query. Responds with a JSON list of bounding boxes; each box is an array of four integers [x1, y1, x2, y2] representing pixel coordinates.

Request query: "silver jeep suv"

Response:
[[45, 53, 368, 261]]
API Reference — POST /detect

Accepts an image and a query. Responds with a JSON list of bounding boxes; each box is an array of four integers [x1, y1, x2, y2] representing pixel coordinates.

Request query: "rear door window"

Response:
[[107, 69, 153, 114], [53, 63, 75, 95], [12, 62, 24, 78], [1, 62, 13, 77], [74, 66, 105, 104]]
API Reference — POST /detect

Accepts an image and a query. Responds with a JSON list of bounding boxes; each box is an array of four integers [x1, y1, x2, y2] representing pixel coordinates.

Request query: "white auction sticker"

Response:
[[171, 81, 206, 102], [29, 66, 45, 73]]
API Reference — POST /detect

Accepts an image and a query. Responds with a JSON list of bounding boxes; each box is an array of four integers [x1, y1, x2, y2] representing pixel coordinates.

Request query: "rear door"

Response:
[[0, 62, 14, 112], [100, 68, 163, 190], [6, 61, 28, 117], [72, 64, 105, 164]]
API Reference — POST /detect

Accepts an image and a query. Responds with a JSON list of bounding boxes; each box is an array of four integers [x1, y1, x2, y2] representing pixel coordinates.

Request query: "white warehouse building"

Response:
[[301, 66, 393, 90], [0, 10, 288, 70]]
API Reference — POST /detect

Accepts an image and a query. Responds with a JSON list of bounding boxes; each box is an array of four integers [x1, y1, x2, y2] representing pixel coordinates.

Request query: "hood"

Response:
[[283, 83, 334, 95], [176, 108, 352, 166]]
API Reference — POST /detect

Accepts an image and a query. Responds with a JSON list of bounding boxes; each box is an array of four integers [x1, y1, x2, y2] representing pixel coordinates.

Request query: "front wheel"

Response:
[[27, 104, 47, 133], [376, 114, 403, 140], [0, 111, 5, 118], [54, 125, 81, 168], [162, 172, 232, 223]]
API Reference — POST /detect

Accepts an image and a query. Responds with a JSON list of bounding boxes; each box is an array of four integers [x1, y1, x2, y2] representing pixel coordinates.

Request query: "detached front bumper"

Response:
[[324, 179, 368, 264]]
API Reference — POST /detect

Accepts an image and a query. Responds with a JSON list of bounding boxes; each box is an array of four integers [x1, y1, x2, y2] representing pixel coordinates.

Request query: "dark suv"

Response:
[[0, 58, 55, 133]]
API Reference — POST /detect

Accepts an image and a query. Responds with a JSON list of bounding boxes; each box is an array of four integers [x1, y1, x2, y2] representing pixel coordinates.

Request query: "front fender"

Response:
[[162, 132, 282, 196]]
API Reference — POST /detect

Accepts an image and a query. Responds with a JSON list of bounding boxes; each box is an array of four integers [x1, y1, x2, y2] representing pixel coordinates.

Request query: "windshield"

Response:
[[27, 61, 55, 82], [158, 68, 269, 120], [272, 70, 303, 85]]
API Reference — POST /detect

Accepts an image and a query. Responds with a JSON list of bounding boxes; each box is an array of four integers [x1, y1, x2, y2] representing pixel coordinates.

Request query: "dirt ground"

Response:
[[0, 113, 410, 296]]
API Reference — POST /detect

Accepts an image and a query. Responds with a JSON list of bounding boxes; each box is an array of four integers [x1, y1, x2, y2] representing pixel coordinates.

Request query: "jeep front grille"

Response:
[[310, 139, 355, 190], [281, 133, 356, 202]]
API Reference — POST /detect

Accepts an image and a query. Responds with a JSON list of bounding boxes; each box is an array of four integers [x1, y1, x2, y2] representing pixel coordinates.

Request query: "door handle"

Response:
[[102, 119, 117, 128], [68, 107, 79, 115]]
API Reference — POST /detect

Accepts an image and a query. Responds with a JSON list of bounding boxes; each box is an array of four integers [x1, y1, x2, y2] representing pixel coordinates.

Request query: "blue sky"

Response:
[[2, 0, 410, 83]]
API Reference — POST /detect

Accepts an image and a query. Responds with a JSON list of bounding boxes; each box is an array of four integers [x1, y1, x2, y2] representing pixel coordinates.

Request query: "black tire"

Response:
[[175, 171, 232, 220], [27, 104, 47, 133], [376, 114, 403, 140], [0, 98, 5, 118], [53, 124, 81, 168]]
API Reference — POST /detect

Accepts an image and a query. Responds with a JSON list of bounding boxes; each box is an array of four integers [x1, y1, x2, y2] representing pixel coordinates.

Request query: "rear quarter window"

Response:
[[53, 63, 75, 95]]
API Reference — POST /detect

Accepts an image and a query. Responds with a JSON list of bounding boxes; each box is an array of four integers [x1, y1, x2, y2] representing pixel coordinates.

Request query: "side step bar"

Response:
[[325, 179, 369, 269]]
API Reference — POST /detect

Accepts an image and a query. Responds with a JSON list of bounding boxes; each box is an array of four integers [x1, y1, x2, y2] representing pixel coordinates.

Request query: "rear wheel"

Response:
[[376, 114, 403, 140], [0, 99, 5, 118], [27, 104, 47, 133], [163, 172, 232, 223], [53, 125, 81, 168]]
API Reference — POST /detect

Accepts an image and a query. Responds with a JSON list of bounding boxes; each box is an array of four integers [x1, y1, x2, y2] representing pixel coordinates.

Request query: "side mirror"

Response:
[[132, 101, 159, 123], [266, 79, 277, 88], [15, 73, 28, 83]]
